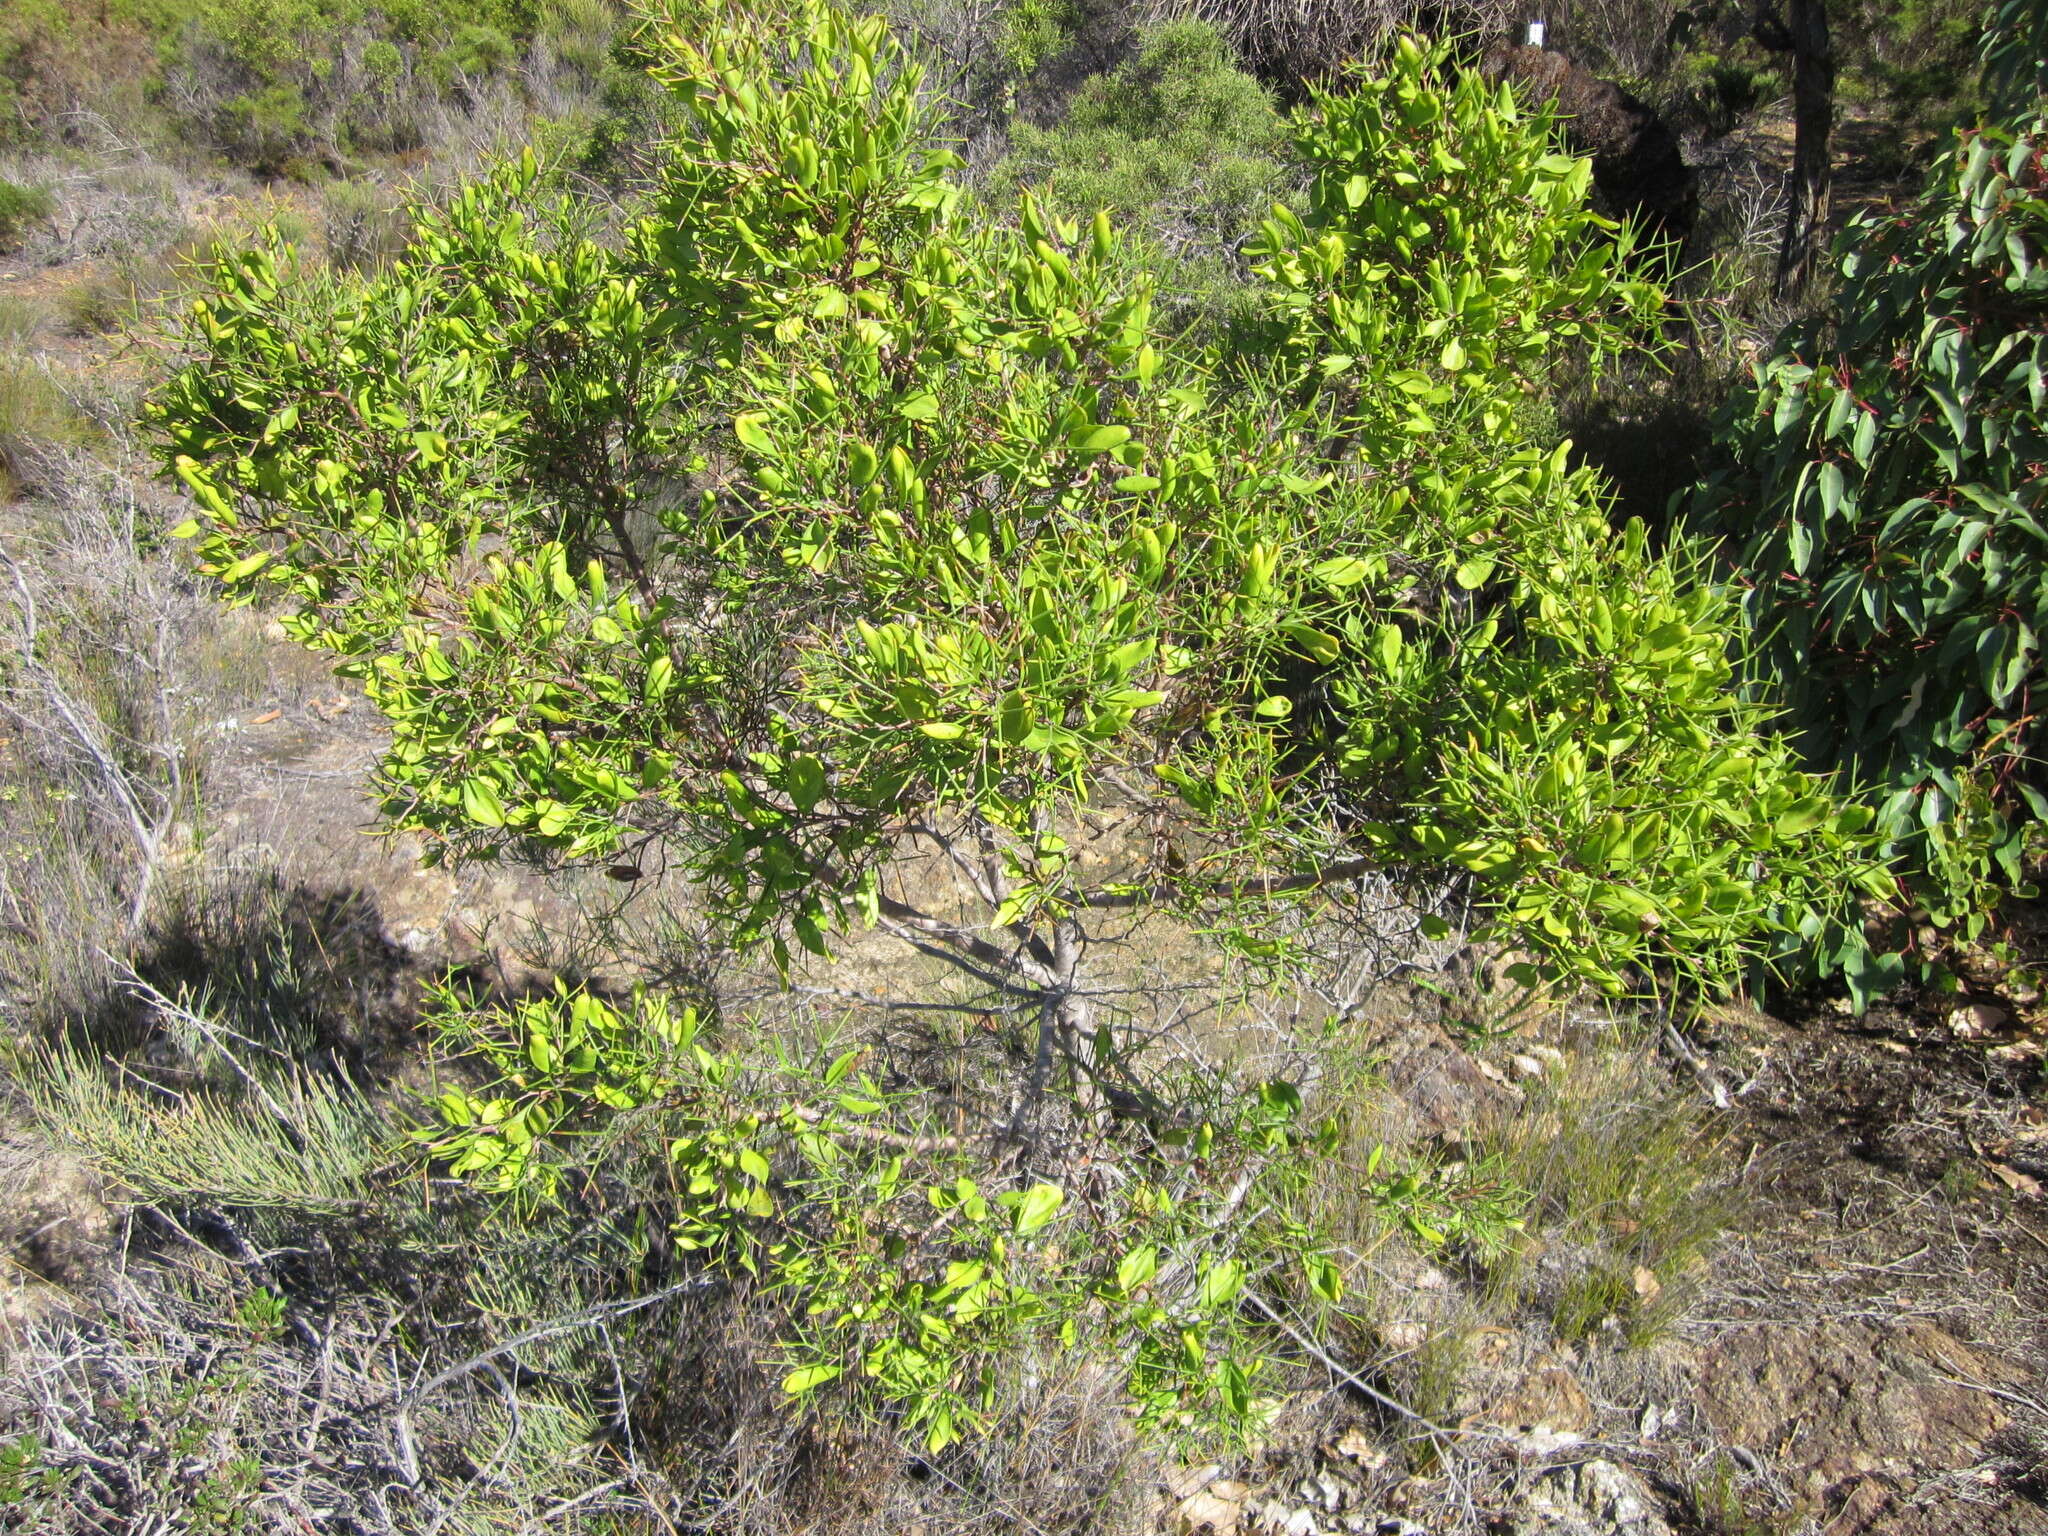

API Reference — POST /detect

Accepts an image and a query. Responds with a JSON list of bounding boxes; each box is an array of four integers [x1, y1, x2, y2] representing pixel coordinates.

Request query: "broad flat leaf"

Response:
[[1072, 424, 1131, 454], [1013, 1182, 1063, 1235], [733, 412, 775, 453], [461, 778, 507, 828], [781, 1364, 842, 1395], [1116, 1245, 1158, 1292]]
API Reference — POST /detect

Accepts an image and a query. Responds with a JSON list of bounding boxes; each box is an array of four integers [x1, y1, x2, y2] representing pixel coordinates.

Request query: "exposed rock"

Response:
[[1363, 1017, 1524, 1141], [0, 1140, 111, 1287], [1821, 1477, 1898, 1536], [1379, 1319, 1430, 1352], [1330, 1427, 1389, 1469], [1695, 1321, 2013, 1499], [1247, 1501, 1320, 1536], [1508, 1459, 1672, 1535], [1579, 1461, 1657, 1528], [0, 1139, 111, 1347], [1481, 46, 1697, 237], [1948, 1002, 2009, 1039], [1510, 1428, 1587, 1459], [1483, 1359, 1596, 1435]]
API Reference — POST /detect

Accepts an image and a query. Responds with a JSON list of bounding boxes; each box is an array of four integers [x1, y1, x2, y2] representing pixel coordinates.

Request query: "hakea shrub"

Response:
[[151, 0, 1885, 1445]]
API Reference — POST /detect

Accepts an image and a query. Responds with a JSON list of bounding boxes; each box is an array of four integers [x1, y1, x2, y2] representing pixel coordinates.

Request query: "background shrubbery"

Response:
[[994, 21, 1290, 336], [1693, 4, 2048, 992]]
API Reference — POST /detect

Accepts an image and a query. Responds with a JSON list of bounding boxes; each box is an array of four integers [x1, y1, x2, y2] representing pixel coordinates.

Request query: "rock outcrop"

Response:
[[1482, 45, 1697, 238]]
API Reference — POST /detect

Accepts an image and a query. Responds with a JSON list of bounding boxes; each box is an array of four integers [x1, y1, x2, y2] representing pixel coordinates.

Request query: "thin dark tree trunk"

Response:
[[1778, 0, 1835, 293], [1755, 0, 1835, 294]]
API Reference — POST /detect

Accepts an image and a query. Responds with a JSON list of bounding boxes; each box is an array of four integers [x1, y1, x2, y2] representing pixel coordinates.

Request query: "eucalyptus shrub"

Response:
[[151, 0, 1884, 1444], [1693, 0, 2048, 978]]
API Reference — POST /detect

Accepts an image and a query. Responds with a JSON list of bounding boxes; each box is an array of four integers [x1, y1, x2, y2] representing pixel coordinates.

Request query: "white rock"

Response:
[[1579, 1459, 1655, 1528], [1511, 1427, 1584, 1458], [1949, 1002, 2009, 1038]]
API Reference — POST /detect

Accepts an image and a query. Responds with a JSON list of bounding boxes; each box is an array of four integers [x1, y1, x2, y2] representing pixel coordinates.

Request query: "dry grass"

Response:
[[0, 447, 270, 1018], [0, 358, 98, 492], [0, 296, 51, 349], [1482, 1044, 1732, 1346], [0, 1257, 662, 1533]]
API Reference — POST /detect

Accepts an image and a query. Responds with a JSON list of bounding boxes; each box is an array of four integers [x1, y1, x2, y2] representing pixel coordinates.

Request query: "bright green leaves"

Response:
[[1318, 448, 1884, 991], [459, 776, 507, 829], [156, 0, 1880, 1051], [1115, 1243, 1159, 1294], [362, 544, 696, 865], [1415, 696, 1879, 994], [1311, 555, 1371, 589], [798, 550, 1174, 819], [1278, 622, 1341, 665], [420, 981, 1341, 1453], [1247, 33, 1667, 424], [639, 0, 962, 360], [780, 1363, 842, 1396], [733, 411, 776, 454], [996, 689, 1036, 745], [148, 154, 680, 662], [147, 0, 1901, 1475], [1010, 1182, 1064, 1235], [1218, 46, 1873, 995], [416, 982, 702, 1203], [1071, 422, 1131, 454], [1452, 556, 1496, 590]]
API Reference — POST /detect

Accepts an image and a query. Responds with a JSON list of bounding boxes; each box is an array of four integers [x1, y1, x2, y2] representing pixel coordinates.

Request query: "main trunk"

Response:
[[1777, 0, 1835, 294]]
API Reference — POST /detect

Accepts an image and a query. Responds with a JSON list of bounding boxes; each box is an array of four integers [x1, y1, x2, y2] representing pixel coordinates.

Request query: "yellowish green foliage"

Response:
[[145, 0, 1892, 1450]]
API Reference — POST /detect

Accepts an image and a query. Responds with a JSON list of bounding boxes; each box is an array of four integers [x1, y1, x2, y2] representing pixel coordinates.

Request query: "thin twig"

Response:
[[397, 1276, 725, 1409], [1244, 1289, 1509, 1446]]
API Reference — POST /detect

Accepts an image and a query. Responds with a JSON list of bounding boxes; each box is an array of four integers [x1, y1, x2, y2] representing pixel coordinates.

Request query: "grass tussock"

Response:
[[21, 1033, 393, 1213], [1484, 1049, 1732, 1346]]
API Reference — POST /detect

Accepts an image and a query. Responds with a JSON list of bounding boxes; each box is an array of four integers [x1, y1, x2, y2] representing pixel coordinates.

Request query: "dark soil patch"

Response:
[[1672, 995, 2048, 1534]]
